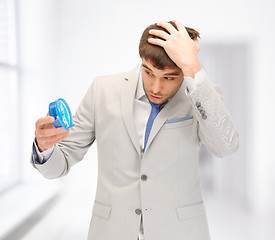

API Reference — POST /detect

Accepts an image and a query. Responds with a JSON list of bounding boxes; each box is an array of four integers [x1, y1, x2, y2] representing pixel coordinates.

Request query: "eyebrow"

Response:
[[142, 64, 181, 76]]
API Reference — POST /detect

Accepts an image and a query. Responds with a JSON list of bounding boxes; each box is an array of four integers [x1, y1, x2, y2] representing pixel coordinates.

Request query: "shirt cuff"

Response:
[[184, 68, 206, 94], [33, 140, 54, 164]]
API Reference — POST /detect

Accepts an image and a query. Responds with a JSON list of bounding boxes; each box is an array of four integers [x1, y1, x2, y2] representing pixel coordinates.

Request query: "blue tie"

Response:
[[144, 101, 162, 151]]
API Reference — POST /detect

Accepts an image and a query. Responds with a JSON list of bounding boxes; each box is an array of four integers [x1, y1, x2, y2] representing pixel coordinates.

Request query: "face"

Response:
[[141, 58, 184, 104]]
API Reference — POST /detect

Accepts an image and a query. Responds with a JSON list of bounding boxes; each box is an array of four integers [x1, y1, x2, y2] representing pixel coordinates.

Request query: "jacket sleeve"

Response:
[[30, 78, 98, 179], [186, 69, 239, 158]]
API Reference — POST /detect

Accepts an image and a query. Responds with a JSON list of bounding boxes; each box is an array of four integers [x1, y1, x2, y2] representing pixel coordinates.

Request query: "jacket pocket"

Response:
[[176, 201, 206, 221], [92, 201, 112, 219], [165, 116, 193, 130]]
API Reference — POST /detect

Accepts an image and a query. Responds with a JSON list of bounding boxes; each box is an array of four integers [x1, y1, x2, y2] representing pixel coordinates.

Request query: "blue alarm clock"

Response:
[[49, 98, 75, 130]]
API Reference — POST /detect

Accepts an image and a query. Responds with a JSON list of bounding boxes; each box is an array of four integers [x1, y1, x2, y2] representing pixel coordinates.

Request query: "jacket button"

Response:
[[141, 174, 148, 181], [202, 114, 207, 120], [135, 209, 142, 215], [200, 110, 205, 115], [196, 101, 201, 108]]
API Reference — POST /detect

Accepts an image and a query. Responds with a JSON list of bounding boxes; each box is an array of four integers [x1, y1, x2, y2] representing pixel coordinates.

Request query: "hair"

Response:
[[139, 21, 200, 70]]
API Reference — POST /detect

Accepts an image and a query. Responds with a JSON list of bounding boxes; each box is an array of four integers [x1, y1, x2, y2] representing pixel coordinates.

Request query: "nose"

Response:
[[151, 78, 161, 95]]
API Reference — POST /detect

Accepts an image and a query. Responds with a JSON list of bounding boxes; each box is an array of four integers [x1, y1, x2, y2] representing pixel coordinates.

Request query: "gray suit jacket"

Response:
[[31, 65, 239, 240]]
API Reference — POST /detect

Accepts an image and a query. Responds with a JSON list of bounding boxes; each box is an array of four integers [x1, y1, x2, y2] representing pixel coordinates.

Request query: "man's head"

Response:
[[139, 21, 200, 70], [139, 21, 200, 104]]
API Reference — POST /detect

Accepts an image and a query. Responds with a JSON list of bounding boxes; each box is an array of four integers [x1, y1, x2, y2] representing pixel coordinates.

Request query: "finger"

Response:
[[173, 20, 188, 34], [36, 126, 66, 138], [44, 122, 56, 129], [39, 130, 70, 144], [157, 21, 177, 34], [43, 132, 70, 149], [38, 127, 67, 138], [148, 37, 165, 47], [149, 29, 170, 40], [36, 116, 55, 129]]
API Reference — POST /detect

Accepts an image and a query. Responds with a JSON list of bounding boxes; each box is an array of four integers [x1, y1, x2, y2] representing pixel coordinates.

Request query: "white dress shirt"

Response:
[[33, 68, 203, 240]]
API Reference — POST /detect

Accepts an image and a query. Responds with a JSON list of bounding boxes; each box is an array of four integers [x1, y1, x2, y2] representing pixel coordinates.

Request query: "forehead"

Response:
[[141, 58, 182, 75]]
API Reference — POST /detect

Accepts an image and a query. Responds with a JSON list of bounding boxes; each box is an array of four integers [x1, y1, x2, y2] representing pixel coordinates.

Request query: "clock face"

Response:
[[57, 100, 70, 128], [49, 98, 74, 130]]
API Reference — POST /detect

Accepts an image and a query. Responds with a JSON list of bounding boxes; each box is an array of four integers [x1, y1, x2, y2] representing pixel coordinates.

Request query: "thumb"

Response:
[[46, 112, 55, 122]]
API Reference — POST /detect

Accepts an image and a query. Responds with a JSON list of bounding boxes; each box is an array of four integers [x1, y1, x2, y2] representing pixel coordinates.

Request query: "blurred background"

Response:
[[0, 0, 274, 239]]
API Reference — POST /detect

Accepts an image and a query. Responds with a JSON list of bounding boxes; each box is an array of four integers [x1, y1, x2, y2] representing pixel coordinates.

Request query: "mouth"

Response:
[[149, 94, 163, 101]]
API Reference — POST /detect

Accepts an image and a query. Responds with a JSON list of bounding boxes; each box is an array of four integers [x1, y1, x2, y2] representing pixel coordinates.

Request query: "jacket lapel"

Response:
[[145, 82, 189, 152], [121, 65, 141, 157]]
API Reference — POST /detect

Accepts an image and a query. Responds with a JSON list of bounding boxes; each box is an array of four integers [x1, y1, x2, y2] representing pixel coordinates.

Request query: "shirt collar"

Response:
[[135, 71, 147, 101]]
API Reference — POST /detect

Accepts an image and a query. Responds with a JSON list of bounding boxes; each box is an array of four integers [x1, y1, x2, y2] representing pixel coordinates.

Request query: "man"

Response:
[[31, 20, 239, 240]]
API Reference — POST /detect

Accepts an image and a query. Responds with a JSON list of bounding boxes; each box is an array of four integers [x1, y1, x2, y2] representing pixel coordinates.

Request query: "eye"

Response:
[[145, 71, 153, 76], [164, 76, 174, 80]]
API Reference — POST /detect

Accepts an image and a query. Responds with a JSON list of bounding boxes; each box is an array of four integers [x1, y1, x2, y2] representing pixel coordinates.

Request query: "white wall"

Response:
[[19, 0, 60, 183]]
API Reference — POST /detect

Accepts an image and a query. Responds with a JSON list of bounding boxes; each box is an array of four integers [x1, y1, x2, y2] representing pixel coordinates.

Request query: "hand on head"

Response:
[[147, 20, 201, 78]]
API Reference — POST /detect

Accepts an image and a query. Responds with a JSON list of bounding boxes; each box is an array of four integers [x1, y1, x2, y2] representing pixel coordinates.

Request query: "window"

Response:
[[0, 0, 20, 193]]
